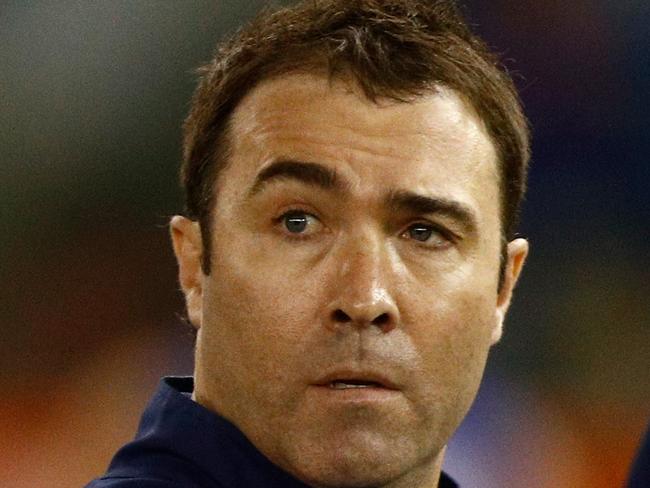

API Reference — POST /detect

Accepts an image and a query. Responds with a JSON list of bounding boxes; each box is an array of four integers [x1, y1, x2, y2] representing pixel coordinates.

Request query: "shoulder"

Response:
[[627, 425, 650, 488]]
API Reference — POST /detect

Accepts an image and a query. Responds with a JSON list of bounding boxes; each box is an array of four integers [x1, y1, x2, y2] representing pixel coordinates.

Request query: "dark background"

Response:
[[1, 1, 648, 487]]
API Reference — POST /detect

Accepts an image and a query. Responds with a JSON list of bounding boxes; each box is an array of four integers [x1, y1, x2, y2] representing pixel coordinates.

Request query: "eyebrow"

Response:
[[247, 160, 347, 198], [386, 190, 478, 235]]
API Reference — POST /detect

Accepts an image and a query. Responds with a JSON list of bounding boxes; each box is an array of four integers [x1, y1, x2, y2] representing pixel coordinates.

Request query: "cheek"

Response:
[[399, 296, 493, 450], [201, 233, 322, 375], [404, 281, 496, 399]]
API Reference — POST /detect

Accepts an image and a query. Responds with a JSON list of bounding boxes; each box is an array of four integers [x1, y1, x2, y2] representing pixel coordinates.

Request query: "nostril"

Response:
[[332, 309, 351, 323], [372, 313, 390, 326]]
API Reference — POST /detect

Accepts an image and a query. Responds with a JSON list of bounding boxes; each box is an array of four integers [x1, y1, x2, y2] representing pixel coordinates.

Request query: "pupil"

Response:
[[410, 226, 431, 241], [285, 215, 308, 233]]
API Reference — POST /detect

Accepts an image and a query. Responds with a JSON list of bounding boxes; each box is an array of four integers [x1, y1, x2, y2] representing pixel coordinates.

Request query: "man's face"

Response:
[[172, 73, 527, 487]]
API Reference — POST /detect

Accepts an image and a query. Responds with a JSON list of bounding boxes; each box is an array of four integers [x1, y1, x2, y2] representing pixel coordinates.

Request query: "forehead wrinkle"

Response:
[[230, 74, 499, 226]]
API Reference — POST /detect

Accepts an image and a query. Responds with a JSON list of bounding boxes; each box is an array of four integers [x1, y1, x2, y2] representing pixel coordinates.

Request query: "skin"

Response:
[[171, 73, 528, 488]]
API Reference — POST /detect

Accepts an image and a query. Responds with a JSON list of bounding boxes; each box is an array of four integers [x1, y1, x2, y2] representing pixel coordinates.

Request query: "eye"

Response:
[[278, 210, 321, 235], [402, 223, 451, 248]]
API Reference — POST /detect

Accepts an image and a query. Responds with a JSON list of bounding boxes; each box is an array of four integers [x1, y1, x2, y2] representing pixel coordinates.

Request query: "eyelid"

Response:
[[272, 205, 319, 223], [420, 218, 461, 239], [401, 220, 458, 247]]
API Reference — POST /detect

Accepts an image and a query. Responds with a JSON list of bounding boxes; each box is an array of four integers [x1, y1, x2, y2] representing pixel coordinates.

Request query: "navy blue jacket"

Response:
[[86, 377, 458, 487]]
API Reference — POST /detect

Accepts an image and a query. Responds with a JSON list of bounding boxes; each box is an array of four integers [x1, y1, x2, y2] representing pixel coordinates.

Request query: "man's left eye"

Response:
[[403, 224, 450, 247]]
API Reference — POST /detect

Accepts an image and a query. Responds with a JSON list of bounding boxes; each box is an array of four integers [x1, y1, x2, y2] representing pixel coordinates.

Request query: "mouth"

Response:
[[315, 372, 399, 391], [328, 379, 384, 390]]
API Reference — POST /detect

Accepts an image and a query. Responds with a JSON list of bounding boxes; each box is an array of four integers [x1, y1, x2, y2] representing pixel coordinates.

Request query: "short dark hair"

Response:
[[181, 0, 530, 275]]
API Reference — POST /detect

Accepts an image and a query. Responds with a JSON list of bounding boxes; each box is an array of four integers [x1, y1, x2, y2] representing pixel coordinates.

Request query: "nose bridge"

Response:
[[341, 227, 383, 286], [328, 224, 399, 331]]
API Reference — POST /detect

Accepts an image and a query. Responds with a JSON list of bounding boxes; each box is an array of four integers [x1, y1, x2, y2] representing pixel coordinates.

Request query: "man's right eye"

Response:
[[277, 210, 321, 236]]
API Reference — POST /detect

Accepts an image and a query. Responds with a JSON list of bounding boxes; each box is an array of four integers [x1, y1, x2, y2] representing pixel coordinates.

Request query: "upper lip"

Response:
[[314, 370, 399, 390]]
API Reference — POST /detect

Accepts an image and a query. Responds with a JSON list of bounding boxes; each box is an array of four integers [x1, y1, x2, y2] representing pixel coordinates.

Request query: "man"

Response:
[[87, 1, 529, 487]]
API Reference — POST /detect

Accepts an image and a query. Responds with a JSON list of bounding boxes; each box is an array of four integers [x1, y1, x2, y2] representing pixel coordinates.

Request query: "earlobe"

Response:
[[170, 216, 204, 329], [492, 238, 529, 344]]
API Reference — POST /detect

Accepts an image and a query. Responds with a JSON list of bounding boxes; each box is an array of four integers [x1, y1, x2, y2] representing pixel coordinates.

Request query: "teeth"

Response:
[[329, 381, 373, 389]]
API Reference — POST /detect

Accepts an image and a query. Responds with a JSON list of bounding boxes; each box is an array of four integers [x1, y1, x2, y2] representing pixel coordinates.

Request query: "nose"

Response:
[[326, 233, 400, 333]]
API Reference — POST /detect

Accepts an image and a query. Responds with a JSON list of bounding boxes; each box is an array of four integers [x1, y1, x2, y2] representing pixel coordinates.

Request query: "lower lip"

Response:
[[309, 384, 401, 404]]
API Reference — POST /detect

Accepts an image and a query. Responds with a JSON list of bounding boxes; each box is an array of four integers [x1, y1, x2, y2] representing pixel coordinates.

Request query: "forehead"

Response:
[[222, 73, 500, 220]]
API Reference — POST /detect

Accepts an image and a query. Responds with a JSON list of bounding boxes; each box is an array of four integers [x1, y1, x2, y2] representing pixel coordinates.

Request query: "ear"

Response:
[[170, 216, 204, 329], [492, 238, 529, 344]]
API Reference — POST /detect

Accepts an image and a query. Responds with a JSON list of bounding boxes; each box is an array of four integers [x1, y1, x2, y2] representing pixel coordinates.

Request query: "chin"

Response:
[[282, 432, 440, 488]]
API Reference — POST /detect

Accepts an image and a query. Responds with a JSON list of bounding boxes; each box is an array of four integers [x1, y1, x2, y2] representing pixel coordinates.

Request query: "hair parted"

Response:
[[181, 0, 530, 274]]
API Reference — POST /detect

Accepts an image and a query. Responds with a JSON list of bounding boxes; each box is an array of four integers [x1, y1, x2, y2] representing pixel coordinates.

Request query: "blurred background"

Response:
[[1, 1, 648, 487]]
